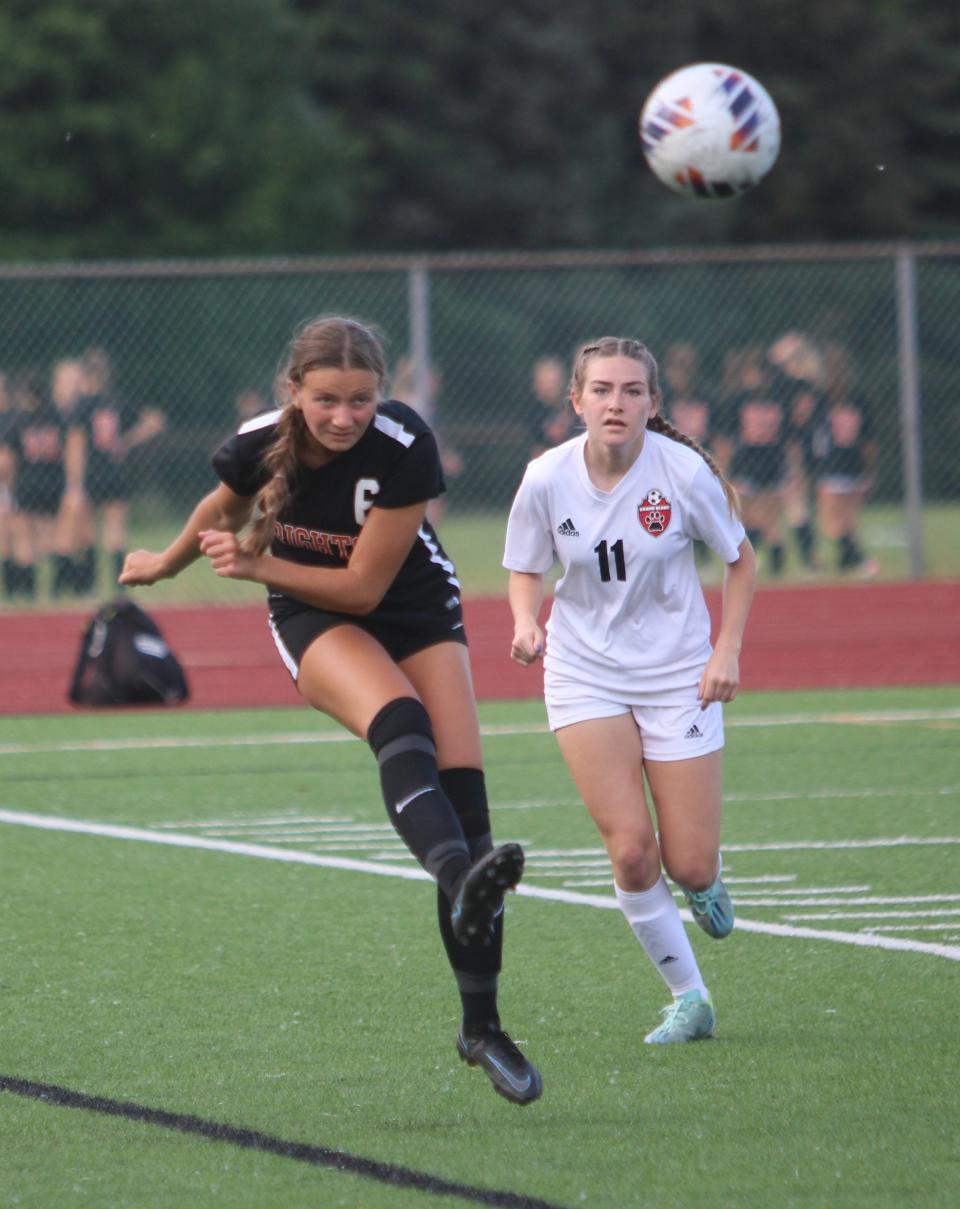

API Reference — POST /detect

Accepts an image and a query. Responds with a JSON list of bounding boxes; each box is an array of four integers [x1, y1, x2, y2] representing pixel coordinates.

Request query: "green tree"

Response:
[[0, 0, 360, 258], [300, 0, 960, 251]]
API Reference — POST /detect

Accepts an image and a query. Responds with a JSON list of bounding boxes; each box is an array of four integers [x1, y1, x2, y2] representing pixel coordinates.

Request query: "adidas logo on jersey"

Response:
[[557, 517, 579, 537], [684, 723, 703, 740]]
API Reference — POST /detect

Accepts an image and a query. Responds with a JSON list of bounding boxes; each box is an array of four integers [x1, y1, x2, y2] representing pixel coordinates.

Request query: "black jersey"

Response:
[[662, 387, 718, 449], [71, 393, 133, 463], [10, 402, 66, 468], [810, 391, 874, 479], [211, 399, 461, 619], [8, 401, 67, 513], [70, 392, 136, 503]]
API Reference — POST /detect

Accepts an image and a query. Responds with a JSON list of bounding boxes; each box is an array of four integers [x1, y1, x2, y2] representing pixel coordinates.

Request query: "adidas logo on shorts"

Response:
[[684, 723, 703, 740], [557, 517, 579, 537]]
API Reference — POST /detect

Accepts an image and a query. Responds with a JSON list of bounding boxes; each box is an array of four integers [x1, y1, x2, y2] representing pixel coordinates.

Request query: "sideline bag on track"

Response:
[[68, 599, 190, 707]]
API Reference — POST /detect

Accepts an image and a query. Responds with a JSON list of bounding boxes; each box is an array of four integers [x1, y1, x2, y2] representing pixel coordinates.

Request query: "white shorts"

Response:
[[545, 693, 724, 761]]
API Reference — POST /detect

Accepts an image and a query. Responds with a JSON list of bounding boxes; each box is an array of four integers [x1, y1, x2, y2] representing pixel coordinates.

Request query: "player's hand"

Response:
[[510, 623, 545, 667], [118, 550, 168, 586], [697, 645, 740, 709], [199, 529, 257, 581]]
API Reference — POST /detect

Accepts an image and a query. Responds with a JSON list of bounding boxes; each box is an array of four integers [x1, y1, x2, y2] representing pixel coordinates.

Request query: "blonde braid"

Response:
[[647, 414, 741, 517], [241, 405, 306, 555]]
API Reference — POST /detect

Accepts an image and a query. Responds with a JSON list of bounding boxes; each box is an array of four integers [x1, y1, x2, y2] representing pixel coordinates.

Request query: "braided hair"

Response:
[[570, 336, 740, 517]]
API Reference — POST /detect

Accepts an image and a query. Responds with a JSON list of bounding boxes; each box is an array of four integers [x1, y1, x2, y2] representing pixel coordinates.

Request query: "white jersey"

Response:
[[503, 430, 746, 703]]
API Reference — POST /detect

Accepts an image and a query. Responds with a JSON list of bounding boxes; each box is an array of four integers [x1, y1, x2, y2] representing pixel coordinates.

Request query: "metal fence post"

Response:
[[407, 263, 432, 416], [895, 245, 925, 579]]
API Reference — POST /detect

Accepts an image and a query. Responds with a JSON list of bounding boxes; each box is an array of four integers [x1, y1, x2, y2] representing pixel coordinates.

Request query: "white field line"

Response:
[[2, 808, 959, 963], [153, 815, 358, 829], [732, 885, 872, 896], [725, 837, 960, 852], [786, 909, 960, 921], [1, 706, 959, 758], [705, 894, 960, 907], [531, 837, 960, 855], [862, 924, 960, 933]]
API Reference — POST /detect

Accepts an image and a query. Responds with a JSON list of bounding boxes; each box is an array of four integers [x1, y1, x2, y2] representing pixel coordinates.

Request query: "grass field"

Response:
[[2, 684, 959, 1207], [8, 502, 960, 607]]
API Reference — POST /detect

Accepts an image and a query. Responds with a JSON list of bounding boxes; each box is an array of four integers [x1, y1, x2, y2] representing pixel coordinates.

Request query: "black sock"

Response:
[[74, 547, 97, 593], [51, 554, 74, 596], [746, 528, 763, 551], [460, 990, 502, 1037], [111, 550, 125, 583], [839, 534, 862, 569], [2, 559, 15, 596], [17, 563, 36, 598], [436, 767, 503, 1030], [769, 543, 785, 575], [793, 522, 816, 566], [367, 698, 471, 901]]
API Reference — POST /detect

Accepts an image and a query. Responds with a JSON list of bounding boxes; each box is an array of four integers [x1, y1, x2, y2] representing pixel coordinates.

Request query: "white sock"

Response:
[[615, 876, 708, 999]]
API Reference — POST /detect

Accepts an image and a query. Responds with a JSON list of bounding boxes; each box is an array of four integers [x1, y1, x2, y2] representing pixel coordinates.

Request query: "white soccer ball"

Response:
[[639, 62, 780, 200]]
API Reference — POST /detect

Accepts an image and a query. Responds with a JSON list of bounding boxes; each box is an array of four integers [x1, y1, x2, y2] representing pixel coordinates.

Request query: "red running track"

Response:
[[1, 580, 958, 716]]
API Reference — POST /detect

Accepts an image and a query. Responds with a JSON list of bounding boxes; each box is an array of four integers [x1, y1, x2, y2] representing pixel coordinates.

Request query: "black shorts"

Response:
[[87, 460, 130, 505], [15, 473, 65, 517], [730, 446, 788, 493], [269, 598, 468, 680]]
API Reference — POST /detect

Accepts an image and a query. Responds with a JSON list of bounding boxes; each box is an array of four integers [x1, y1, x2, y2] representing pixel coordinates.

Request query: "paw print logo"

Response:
[[638, 487, 672, 537]]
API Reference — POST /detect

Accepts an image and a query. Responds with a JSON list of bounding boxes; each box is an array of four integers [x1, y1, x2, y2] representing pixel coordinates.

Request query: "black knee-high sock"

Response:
[[793, 521, 816, 566], [437, 767, 503, 1034], [73, 547, 96, 593], [51, 553, 74, 596], [17, 563, 36, 598], [838, 533, 862, 569], [367, 698, 471, 901]]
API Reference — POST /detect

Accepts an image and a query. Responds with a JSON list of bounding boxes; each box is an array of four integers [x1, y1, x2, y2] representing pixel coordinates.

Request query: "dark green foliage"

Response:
[[0, 0, 957, 258]]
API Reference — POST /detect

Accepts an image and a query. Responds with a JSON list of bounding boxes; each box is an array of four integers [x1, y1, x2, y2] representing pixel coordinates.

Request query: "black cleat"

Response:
[[457, 1027, 543, 1105], [450, 842, 524, 946]]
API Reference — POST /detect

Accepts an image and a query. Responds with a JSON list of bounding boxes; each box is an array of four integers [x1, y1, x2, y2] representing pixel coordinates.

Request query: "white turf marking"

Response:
[[1, 705, 959, 758], [862, 924, 960, 934], [726, 837, 960, 852], [786, 909, 960, 921], [153, 815, 359, 829], [1, 808, 959, 963], [531, 837, 960, 856]]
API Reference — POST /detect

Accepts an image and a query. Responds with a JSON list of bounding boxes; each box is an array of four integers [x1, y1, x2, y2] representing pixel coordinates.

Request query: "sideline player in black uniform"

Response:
[[2, 368, 71, 599], [721, 346, 792, 576], [64, 347, 166, 593], [811, 341, 879, 577], [119, 315, 542, 1105]]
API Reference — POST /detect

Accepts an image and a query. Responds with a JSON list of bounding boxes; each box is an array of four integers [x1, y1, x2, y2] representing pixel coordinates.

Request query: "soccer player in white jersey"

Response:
[[120, 315, 542, 1104], [504, 337, 756, 1044]]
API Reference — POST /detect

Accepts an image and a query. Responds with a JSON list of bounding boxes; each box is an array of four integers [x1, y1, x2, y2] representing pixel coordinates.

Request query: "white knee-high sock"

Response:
[[615, 876, 708, 999]]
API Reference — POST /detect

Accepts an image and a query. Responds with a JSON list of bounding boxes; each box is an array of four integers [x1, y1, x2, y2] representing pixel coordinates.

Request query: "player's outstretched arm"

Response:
[[119, 483, 253, 586]]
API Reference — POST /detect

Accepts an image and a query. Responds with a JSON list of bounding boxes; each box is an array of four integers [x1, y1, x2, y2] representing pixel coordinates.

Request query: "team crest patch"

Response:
[[638, 488, 671, 537]]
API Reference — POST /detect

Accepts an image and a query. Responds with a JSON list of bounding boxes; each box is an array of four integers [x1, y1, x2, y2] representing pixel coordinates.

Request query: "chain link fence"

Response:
[[1, 241, 957, 603]]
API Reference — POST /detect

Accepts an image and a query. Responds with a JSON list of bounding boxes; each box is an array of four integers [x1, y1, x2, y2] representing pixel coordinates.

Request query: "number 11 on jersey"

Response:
[[594, 538, 626, 582]]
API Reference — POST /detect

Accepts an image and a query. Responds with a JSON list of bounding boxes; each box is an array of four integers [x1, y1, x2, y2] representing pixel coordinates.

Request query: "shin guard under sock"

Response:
[[367, 698, 471, 901]]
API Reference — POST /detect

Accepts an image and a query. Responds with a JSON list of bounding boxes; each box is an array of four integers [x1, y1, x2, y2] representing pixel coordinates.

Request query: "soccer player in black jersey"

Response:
[[119, 315, 542, 1106]]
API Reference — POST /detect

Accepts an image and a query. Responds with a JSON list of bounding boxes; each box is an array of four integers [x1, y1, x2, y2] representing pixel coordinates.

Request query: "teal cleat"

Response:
[[681, 869, 735, 939], [644, 990, 716, 1044]]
